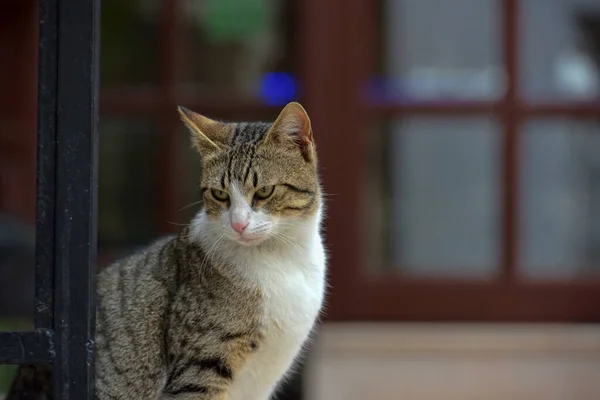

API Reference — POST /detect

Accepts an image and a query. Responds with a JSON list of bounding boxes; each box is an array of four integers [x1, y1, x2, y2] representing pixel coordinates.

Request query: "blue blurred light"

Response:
[[260, 72, 297, 105]]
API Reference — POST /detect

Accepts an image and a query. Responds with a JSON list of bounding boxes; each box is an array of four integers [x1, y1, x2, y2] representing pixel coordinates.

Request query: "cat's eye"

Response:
[[211, 189, 230, 201], [255, 185, 275, 200]]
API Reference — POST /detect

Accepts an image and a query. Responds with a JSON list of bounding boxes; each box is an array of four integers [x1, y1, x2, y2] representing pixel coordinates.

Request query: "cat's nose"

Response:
[[231, 220, 249, 234]]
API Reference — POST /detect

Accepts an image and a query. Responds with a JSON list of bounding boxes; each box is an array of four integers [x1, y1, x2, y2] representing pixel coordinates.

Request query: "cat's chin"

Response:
[[233, 235, 267, 247]]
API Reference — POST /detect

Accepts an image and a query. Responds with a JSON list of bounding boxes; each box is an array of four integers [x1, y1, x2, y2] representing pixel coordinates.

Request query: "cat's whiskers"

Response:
[[272, 232, 303, 252], [200, 234, 226, 270], [178, 199, 204, 211], [166, 221, 191, 227], [276, 222, 312, 232], [178, 227, 222, 241]]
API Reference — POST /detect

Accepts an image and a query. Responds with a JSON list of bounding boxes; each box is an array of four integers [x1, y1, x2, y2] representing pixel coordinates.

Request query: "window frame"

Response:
[[321, 0, 600, 322]]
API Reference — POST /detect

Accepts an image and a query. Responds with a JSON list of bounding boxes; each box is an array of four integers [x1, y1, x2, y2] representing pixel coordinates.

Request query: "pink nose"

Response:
[[231, 220, 249, 234]]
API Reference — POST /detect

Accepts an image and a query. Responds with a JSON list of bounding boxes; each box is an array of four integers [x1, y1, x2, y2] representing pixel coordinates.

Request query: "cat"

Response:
[[6, 101, 327, 400]]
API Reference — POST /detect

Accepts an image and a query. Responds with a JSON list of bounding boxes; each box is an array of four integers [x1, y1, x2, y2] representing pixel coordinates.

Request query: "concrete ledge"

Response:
[[306, 323, 600, 400]]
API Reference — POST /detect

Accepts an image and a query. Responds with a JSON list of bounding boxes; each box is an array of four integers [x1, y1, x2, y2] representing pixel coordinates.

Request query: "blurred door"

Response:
[[310, 0, 600, 398], [323, 0, 600, 323]]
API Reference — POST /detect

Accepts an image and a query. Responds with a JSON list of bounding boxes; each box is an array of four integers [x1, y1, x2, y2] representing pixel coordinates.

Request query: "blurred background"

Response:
[[3, 0, 600, 398]]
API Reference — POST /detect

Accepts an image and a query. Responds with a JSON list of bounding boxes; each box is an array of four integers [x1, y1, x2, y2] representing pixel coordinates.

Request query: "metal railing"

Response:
[[0, 0, 100, 397]]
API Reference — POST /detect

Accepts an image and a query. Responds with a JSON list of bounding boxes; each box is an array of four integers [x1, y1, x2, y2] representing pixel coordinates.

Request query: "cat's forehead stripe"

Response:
[[222, 122, 272, 186], [242, 125, 270, 185]]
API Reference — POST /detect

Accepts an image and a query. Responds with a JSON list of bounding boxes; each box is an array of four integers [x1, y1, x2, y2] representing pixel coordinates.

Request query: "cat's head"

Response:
[[179, 102, 321, 247]]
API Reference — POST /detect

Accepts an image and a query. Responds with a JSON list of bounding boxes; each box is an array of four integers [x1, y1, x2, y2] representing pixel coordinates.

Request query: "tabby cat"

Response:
[[7, 102, 327, 399]]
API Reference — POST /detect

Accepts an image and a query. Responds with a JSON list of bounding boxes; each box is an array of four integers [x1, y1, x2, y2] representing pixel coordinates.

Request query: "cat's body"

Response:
[[7, 102, 326, 400], [95, 210, 324, 400]]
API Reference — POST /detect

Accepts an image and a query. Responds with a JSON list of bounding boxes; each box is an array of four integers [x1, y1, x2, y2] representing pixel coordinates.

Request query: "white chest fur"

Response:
[[190, 206, 327, 400], [228, 238, 326, 400]]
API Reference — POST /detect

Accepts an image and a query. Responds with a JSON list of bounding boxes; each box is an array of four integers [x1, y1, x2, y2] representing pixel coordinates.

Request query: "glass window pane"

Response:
[[180, 0, 298, 105], [366, 118, 501, 276], [376, 0, 504, 102], [101, 0, 159, 87], [520, 0, 600, 102], [520, 119, 600, 276], [99, 118, 160, 254]]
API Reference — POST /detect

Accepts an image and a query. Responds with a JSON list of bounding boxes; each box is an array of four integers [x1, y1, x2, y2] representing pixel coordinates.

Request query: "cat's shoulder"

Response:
[[99, 235, 176, 276]]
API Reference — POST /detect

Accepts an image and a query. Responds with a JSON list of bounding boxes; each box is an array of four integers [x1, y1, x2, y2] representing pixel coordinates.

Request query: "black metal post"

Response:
[[0, 0, 59, 366], [52, 0, 100, 397], [0, 0, 100, 399], [34, 0, 59, 333]]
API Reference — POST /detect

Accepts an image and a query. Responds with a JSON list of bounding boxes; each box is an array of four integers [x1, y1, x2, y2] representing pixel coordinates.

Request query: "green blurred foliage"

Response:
[[202, 0, 274, 43]]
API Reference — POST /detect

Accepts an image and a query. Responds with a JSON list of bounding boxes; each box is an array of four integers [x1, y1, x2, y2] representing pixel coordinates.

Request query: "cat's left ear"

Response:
[[178, 106, 230, 156], [264, 102, 315, 162]]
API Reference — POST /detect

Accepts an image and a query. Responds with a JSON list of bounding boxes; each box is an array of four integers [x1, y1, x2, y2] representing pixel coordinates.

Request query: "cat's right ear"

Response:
[[178, 106, 229, 155]]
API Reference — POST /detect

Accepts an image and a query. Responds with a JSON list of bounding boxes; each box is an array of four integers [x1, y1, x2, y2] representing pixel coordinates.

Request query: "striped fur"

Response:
[[7, 102, 326, 400]]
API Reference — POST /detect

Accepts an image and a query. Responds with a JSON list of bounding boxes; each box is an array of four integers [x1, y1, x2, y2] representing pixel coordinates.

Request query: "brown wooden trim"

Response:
[[501, 0, 519, 281], [100, 89, 281, 119], [161, 0, 180, 105], [522, 103, 600, 117], [179, 98, 282, 121], [157, 0, 182, 234], [328, 279, 600, 322], [317, 0, 374, 312], [301, 0, 361, 303], [366, 101, 504, 116], [364, 101, 600, 118], [100, 89, 164, 114]]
